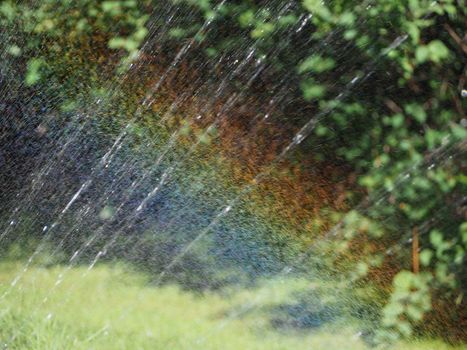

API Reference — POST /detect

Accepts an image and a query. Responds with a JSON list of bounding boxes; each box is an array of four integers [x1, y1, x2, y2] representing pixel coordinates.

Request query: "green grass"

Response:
[[0, 262, 464, 350]]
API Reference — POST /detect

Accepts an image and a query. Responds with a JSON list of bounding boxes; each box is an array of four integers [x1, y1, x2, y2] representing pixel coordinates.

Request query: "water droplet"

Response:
[[294, 133, 305, 144], [352, 331, 363, 340], [70, 250, 79, 261]]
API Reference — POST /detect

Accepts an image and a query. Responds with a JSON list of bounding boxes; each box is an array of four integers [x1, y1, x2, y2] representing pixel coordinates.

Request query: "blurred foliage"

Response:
[[0, 0, 466, 343], [157, 0, 466, 341]]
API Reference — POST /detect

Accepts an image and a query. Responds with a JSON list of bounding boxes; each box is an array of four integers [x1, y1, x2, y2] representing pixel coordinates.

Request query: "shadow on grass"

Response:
[[267, 290, 340, 331]]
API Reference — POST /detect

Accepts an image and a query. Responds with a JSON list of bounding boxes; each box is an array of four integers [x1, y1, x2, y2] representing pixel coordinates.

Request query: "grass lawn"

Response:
[[0, 262, 464, 350]]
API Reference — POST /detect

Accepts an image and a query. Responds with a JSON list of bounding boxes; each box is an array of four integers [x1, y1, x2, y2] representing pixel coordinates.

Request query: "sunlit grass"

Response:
[[0, 262, 463, 350]]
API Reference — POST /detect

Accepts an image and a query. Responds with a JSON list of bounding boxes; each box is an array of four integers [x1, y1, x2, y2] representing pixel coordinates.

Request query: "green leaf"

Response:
[[427, 40, 450, 63], [303, 0, 332, 21], [0, 2, 15, 21], [25, 58, 46, 86], [102, 1, 121, 15], [415, 46, 429, 63], [339, 12, 355, 26], [278, 14, 298, 26], [7, 45, 21, 56], [450, 123, 467, 141], [430, 230, 443, 247], [461, 222, 467, 245], [168, 27, 187, 39], [251, 22, 275, 39], [344, 29, 357, 40], [199, 133, 211, 144], [301, 80, 326, 100], [99, 206, 115, 220], [108, 37, 127, 49], [397, 320, 413, 336], [406, 22, 420, 43], [298, 55, 335, 74], [404, 103, 426, 123], [205, 47, 217, 57], [406, 305, 423, 321], [238, 10, 254, 27], [393, 270, 414, 290], [133, 27, 148, 41], [420, 249, 433, 266], [391, 113, 405, 128], [356, 261, 368, 276]]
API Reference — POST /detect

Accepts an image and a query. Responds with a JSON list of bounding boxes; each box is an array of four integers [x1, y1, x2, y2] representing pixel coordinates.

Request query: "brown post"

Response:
[[412, 227, 419, 274]]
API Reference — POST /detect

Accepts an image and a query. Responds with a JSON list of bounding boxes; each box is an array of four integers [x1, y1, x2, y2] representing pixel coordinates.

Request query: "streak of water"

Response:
[[194, 138, 463, 345], [150, 32, 411, 285]]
